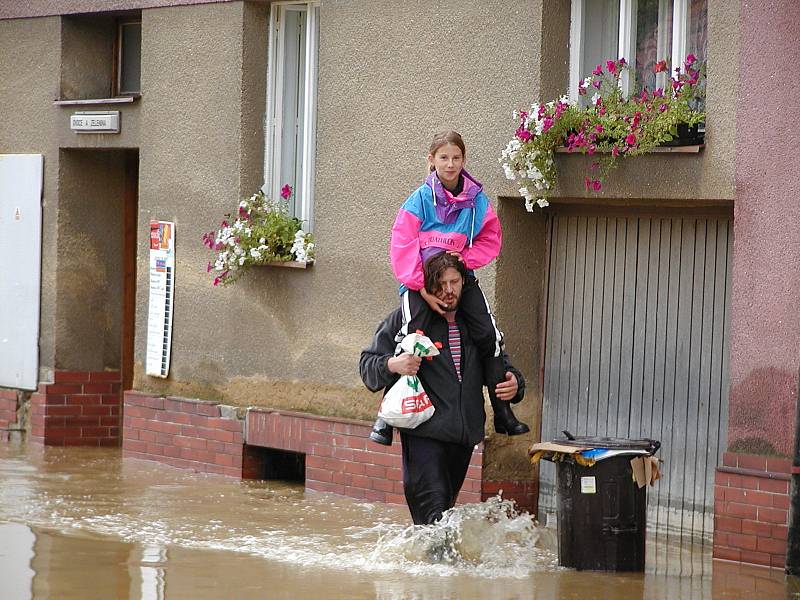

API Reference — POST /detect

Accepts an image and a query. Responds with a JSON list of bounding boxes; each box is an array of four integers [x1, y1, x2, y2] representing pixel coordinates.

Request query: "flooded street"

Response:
[[0, 443, 794, 599]]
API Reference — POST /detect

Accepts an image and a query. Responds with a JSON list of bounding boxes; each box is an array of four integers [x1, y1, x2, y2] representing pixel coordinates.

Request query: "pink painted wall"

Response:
[[728, 0, 800, 456]]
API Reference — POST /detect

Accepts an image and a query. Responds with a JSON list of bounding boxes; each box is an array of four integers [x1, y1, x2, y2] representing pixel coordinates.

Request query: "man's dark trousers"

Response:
[[400, 431, 474, 525]]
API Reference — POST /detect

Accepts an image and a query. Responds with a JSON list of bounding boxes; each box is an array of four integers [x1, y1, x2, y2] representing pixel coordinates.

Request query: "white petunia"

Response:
[[524, 198, 535, 212], [536, 198, 550, 208]]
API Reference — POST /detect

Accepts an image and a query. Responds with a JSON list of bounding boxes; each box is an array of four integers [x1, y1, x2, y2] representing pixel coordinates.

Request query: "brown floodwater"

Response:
[[0, 442, 795, 600]]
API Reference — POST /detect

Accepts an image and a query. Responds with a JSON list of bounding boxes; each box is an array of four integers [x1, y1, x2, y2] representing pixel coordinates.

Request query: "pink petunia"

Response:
[[592, 65, 603, 76], [584, 176, 591, 190], [598, 107, 606, 116], [594, 124, 604, 134], [213, 277, 220, 286], [516, 126, 532, 142], [280, 184, 292, 200], [221, 220, 229, 228], [618, 58, 627, 66], [207, 262, 213, 273], [592, 80, 602, 89], [612, 145, 620, 158], [592, 180, 602, 192], [625, 133, 637, 146], [685, 53, 697, 66], [654, 60, 668, 73], [606, 60, 617, 74]]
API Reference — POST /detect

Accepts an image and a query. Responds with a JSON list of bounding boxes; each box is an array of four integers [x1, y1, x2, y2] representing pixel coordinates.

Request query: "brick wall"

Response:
[[714, 452, 790, 568], [29, 371, 121, 446], [482, 479, 538, 515], [0, 388, 18, 442], [247, 408, 483, 506], [123, 391, 264, 478]]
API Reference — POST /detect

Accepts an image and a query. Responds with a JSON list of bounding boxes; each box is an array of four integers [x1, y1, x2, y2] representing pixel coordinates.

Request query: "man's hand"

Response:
[[420, 287, 448, 316], [388, 353, 422, 376], [494, 372, 518, 401], [446, 250, 465, 263]]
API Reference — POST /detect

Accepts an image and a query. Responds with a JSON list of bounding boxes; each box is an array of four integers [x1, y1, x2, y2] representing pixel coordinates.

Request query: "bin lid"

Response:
[[553, 433, 660, 454]]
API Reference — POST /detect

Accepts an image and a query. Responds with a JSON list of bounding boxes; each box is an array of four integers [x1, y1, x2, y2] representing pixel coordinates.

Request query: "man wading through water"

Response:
[[359, 252, 526, 525]]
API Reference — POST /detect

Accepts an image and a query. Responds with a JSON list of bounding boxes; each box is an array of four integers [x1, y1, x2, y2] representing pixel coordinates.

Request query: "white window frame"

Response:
[[569, 0, 693, 102], [264, 1, 319, 230]]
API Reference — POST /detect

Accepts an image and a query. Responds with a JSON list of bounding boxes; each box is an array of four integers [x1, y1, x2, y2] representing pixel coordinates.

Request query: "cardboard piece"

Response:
[[630, 456, 662, 488]]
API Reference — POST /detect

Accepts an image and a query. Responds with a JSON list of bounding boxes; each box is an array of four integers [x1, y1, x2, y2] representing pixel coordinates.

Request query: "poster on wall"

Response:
[[146, 220, 175, 378]]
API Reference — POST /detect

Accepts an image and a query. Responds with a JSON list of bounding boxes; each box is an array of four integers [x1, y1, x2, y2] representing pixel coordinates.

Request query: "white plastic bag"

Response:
[[378, 332, 440, 429]]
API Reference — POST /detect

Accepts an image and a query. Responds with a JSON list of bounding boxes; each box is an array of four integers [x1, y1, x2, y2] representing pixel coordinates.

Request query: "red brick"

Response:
[[331, 447, 354, 461], [713, 546, 741, 562], [772, 555, 787, 569], [195, 403, 220, 417], [88, 371, 121, 382], [163, 412, 193, 426], [372, 478, 395, 493], [766, 457, 792, 474], [385, 467, 402, 481], [44, 384, 83, 394], [737, 455, 768, 472], [163, 445, 181, 458], [725, 502, 759, 520], [43, 416, 66, 426], [123, 439, 147, 453], [83, 383, 114, 394], [101, 394, 121, 405], [98, 438, 120, 447], [715, 516, 742, 534], [348, 474, 371, 489], [344, 461, 366, 475], [54, 371, 91, 383], [145, 443, 165, 456], [772, 524, 788, 540], [46, 405, 82, 417], [756, 537, 786, 555], [725, 488, 774, 507], [739, 550, 771, 567], [214, 453, 236, 467], [364, 464, 386, 479], [305, 466, 332, 482], [307, 444, 332, 457], [740, 475, 760, 490], [773, 494, 790, 510], [70, 416, 101, 426], [741, 519, 772, 537], [82, 426, 111, 437], [42, 395, 66, 405], [100, 416, 120, 427], [363, 489, 386, 502], [82, 406, 111, 416], [758, 507, 788, 524], [150, 421, 182, 435], [174, 436, 206, 450], [758, 478, 789, 494], [331, 471, 347, 485], [123, 406, 155, 419]]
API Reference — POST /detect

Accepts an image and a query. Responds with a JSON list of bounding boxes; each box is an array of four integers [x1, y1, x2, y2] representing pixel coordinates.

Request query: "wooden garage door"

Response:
[[539, 211, 731, 544]]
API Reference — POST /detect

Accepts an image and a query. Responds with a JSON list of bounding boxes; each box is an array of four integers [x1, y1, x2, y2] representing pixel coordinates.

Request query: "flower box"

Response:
[[254, 260, 313, 269]]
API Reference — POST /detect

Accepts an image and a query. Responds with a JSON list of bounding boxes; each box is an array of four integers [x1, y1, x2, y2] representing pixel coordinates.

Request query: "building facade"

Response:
[[0, 0, 797, 569]]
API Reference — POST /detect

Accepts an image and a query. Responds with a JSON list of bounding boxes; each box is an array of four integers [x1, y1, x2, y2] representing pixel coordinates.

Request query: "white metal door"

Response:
[[0, 154, 43, 390]]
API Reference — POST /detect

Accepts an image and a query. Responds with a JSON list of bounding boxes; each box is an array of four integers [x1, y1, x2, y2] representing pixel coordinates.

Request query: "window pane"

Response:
[[280, 8, 307, 217], [687, 0, 707, 64], [634, 0, 672, 93], [581, 0, 620, 80], [119, 22, 141, 94]]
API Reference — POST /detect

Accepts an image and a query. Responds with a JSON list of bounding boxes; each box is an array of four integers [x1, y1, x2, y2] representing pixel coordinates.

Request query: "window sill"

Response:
[[254, 260, 313, 270], [53, 95, 140, 106], [556, 144, 704, 154]]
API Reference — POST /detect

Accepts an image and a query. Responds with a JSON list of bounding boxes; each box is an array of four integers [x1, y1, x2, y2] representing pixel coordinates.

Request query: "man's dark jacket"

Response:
[[359, 307, 525, 447]]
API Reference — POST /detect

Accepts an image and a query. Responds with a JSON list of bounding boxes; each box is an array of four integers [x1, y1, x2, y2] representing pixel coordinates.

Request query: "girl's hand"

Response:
[[494, 372, 519, 401], [420, 287, 448, 316], [388, 353, 422, 376], [446, 251, 465, 263]]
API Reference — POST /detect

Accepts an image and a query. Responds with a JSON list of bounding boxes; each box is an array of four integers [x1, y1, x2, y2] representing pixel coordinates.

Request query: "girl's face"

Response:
[[428, 143, 464, 189]]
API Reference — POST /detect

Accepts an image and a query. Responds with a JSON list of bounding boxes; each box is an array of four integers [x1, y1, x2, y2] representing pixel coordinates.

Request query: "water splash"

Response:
[[369, 494, 559, 578]]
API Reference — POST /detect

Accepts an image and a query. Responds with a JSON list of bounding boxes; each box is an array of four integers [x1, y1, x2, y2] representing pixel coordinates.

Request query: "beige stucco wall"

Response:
[[55, 149, 126, 371]]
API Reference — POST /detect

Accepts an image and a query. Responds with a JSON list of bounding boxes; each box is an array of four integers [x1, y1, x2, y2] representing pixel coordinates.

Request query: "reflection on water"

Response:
[[0, 442, 795, 599]]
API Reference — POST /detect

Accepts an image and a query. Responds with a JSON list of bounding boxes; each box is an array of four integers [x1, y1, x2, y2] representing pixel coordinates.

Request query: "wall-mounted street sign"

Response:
[[70, 111, 120, 133]]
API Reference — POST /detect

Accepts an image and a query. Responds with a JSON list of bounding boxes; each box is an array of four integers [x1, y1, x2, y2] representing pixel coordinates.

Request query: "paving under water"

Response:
[[0, 442, 795, 599]]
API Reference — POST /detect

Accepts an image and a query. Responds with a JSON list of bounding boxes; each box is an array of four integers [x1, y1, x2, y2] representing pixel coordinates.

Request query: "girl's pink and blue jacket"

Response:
[[390, 170, 502, 292]]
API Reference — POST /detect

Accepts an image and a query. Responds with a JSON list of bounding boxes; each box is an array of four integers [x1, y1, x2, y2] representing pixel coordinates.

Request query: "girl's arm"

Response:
[[390, 207, 425, 291], [461, 201, 502, 270]]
